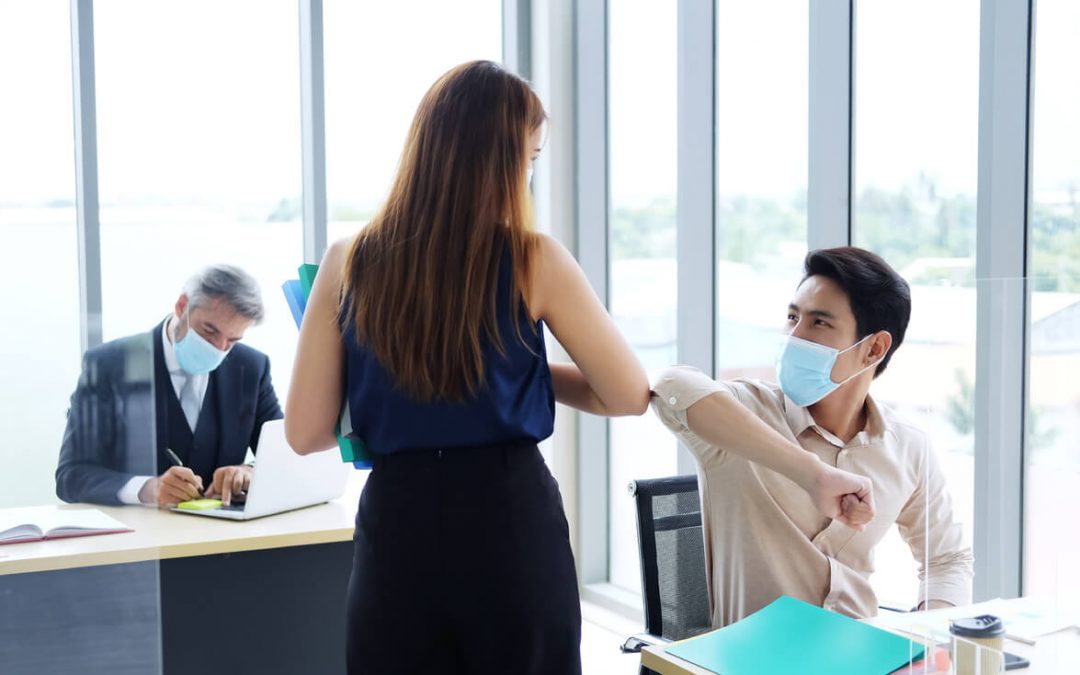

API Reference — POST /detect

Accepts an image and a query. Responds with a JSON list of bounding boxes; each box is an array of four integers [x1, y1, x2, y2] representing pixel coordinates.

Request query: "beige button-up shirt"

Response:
[[651, 365, 973, 628]]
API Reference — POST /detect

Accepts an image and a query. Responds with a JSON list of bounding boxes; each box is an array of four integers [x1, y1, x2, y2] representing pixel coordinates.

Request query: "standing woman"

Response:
[[286, 61, 649, 674]]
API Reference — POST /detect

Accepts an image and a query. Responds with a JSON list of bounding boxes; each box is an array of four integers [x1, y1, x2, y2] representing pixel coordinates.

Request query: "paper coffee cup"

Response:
[[950, 615, 1005, 675]]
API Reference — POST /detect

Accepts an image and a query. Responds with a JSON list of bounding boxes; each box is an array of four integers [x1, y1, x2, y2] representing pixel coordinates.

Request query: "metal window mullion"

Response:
[[574, 0, 609, 586], [299, 0, 327, 264], [71, 0, 102, 351], [807, 0, 853, 249], [502, 0, 532, 79], [675, 0, 715, 476], [973, 0, 1032, 602]]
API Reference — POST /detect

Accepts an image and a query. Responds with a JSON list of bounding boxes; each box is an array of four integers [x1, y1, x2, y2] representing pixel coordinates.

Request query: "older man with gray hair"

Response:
[[57, 264, 283, 507]]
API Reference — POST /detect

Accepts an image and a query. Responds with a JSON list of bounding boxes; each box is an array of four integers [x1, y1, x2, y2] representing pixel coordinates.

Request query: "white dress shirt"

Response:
[[116, 317, 209, 504]]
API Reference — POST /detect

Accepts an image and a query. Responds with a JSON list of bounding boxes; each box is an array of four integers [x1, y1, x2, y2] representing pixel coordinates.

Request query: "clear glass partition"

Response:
[[607, 0, 680, 596], [853, 0, 979, 609], [1026, 0, 1080, 605]]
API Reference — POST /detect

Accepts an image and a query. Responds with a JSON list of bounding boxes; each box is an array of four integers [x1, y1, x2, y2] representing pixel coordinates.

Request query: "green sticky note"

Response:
[[176, 498, 223, 510], [666, 596, 923, 675], [298, 264, 319, 297]]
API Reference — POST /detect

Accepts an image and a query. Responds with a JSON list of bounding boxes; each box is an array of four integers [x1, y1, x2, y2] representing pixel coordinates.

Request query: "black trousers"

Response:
[[345, 442, 582, 675]]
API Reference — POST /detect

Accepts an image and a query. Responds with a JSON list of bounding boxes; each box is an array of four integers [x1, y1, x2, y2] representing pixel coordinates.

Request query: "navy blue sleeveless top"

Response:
[[341, 247, 555, 455]]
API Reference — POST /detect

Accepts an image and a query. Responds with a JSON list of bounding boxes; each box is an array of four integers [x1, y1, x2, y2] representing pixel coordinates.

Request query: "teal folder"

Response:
[[666, 596, 923, 675], [336, 392, 372, 469]]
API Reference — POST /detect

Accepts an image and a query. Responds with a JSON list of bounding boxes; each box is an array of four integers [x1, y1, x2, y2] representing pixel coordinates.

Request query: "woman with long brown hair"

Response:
[[286, 61, 649, 673]]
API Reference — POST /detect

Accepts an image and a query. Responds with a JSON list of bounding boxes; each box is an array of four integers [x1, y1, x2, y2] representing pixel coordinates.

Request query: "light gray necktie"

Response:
[[178, 374, 201, 432]]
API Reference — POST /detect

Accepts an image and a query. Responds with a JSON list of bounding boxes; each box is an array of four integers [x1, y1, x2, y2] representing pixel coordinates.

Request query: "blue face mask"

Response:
[[775, 334, 880, 407], [173, 313, 229, 375]]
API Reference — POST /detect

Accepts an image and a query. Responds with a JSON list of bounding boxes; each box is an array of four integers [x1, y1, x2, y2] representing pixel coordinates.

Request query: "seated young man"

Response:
[[652, 246, 972, 627]]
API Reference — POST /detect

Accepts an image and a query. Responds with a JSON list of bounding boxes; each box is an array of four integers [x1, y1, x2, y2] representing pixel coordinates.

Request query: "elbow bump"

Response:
[[611, 393, 651, 417]]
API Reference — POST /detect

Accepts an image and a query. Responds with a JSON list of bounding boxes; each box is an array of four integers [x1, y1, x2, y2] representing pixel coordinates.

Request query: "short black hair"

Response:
[[801, 247, 911, 376]]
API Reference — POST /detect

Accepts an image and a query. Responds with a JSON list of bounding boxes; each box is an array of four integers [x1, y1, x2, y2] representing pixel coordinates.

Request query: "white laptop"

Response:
[[170, 419, 351, 521]]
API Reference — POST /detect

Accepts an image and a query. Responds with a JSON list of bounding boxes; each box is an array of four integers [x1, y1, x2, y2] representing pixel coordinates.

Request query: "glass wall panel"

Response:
[[0, 0, 81, 508], [715, 0, 809, 381], [94, 0, 301, 400], [324, 0, 502, 245]]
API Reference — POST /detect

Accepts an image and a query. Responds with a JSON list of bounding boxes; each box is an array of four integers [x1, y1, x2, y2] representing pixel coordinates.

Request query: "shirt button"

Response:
[[668, 396, 678, 405]]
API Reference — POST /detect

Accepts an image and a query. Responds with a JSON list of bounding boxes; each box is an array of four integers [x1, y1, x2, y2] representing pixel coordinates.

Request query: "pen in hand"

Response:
[[164, 447, 184, 468], [164, 448, 204, 501]]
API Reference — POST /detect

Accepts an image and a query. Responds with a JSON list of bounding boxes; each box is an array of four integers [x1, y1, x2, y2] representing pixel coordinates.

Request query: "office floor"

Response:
[[581, 602, 646, 675]]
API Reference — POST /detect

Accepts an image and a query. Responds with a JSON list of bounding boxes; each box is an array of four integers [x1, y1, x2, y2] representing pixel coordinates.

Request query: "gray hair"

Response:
[[183, 264, 265, 324]]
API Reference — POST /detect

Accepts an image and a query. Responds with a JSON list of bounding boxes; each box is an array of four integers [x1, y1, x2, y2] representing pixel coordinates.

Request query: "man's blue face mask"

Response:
[[775, 333, 882, 407], [174, 312, 229, 376]]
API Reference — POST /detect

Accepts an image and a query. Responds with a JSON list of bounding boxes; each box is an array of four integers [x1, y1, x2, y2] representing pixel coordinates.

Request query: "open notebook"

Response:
[[0, 506, 132, 545]]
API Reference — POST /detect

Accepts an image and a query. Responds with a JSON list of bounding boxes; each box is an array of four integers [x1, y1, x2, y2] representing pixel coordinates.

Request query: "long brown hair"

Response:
[[342, 61, 547, 402]]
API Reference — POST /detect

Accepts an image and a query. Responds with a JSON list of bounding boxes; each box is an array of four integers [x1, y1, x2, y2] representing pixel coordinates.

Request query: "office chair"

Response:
[[621, 475, 712, 674], [619, 475, 911, 675]]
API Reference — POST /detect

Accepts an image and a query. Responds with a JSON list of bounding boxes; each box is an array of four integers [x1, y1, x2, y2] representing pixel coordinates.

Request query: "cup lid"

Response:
[[949, 615, 1005, 638]]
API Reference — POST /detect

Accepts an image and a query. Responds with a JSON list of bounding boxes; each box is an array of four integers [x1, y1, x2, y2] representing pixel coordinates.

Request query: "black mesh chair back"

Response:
[[629, 474, 712, 642]]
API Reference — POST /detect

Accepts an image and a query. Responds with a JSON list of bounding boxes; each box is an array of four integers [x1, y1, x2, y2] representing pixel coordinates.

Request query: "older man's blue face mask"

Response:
[[174, 312, 230, 375]]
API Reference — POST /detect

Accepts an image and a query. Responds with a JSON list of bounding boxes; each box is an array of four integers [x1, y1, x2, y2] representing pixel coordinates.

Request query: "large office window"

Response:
[[715, 1, 809, 382], [323, 0, 502, 246], [1025, 0, 1080, 599], [853, 0, 979, 605], [93, 1, 302, 399], [0, 1, 80, 508], [607, 0, 679, 595]]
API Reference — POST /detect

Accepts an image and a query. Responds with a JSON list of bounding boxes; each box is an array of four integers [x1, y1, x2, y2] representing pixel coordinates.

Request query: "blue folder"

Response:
[[281, 279, 307, 329]]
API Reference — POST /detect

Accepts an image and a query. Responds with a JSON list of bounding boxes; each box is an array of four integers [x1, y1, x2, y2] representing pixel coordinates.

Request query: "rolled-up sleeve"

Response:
[[650, 365, 738, 465], [896, 433, 974, 607]]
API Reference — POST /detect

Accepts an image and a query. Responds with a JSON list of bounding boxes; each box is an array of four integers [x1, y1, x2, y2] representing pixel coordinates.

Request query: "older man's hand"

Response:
[[204, 464, 253, 506]]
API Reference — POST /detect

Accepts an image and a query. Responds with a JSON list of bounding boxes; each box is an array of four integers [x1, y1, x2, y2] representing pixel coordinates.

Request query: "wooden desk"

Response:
[[0, 473, 367, 675], [0, 473, 365, 576], [642, 604, 1080, 674]]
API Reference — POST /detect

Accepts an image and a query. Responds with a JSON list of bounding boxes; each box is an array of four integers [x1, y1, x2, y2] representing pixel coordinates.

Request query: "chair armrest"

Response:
[[621, 632, 668, 653]]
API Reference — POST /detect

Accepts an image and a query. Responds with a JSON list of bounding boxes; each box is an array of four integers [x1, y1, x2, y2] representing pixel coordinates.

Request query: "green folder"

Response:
[[666, 596, 923, 675]]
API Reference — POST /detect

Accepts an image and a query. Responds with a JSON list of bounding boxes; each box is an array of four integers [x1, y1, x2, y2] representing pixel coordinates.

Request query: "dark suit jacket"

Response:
[[56, 321, 283, 505]]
